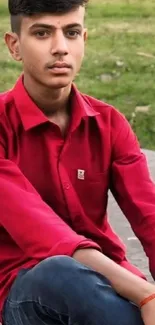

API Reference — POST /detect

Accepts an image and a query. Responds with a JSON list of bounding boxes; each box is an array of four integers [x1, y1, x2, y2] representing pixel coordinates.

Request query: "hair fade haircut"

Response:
[[8, 0, 89, 34]]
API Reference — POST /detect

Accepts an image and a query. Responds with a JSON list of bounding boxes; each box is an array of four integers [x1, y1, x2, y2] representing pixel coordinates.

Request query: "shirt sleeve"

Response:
[[110, 113, 155, 279], [0, 130, 100, 261]]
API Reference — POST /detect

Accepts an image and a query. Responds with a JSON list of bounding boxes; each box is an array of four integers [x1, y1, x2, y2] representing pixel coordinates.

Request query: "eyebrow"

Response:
[[29, 23, 83, 31]]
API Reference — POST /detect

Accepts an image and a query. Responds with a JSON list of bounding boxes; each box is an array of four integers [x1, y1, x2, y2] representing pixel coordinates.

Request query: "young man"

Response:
[[1, 0, 155, 324]]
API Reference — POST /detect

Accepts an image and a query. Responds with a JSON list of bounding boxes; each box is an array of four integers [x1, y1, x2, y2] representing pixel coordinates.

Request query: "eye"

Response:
[[34, 31, 50, 38], [66, 30, 81, 39]]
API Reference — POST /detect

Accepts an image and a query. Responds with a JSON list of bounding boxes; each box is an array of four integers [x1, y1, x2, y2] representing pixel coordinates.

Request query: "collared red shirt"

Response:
[[0, 76, 155, 318]]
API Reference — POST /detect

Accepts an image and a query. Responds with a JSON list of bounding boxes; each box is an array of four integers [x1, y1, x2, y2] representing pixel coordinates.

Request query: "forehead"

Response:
[[21, 6, 85, 30]]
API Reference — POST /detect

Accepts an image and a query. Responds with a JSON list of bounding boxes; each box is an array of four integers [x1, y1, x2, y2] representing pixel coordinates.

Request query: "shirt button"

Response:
[[64, 182, 70, 190]]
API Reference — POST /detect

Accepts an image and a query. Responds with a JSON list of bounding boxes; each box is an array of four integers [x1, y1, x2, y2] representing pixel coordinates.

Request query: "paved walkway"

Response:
[[108, 149, 155, 282]]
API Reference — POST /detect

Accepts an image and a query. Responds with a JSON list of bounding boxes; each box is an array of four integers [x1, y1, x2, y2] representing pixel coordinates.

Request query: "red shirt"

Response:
[[0, 76, 155, 318]]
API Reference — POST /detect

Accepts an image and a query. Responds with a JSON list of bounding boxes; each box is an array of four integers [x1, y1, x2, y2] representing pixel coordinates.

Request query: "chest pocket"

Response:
[[70, 168, 110, 225]]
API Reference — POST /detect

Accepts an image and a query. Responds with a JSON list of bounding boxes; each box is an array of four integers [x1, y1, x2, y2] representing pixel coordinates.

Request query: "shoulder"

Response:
[[0, 89, 17, 140], [0, 89, 14, 116], [81, 92, 127, 127], [80, 92, 135, 150]]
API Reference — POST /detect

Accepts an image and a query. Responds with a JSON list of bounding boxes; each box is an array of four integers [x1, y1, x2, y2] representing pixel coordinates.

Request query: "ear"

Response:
[[83, 28, 88, 42], [5, 32, 22, 61]]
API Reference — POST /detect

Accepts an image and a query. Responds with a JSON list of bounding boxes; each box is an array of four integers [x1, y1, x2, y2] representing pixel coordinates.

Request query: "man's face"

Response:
[[6, 6, 87, 89]]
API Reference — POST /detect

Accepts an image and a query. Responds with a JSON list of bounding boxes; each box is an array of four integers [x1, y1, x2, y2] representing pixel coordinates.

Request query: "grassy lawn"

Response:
[[1, 0, 155, 149]]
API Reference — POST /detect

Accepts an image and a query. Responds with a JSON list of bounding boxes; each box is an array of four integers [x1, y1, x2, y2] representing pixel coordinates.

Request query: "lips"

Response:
[[48, 62, 71, 69], [46, 62, 72, 75]]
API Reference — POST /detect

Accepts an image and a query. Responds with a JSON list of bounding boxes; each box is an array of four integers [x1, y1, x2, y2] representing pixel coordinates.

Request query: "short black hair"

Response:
[[9, 0, 88, 34]]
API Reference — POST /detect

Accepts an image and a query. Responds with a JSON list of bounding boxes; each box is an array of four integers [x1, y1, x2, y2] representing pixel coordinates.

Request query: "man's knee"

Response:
[[34, 255, 77, 276], [28, 255, 79, 291]]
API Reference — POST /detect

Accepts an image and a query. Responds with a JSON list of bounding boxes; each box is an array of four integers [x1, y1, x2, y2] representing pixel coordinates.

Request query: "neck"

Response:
[[23, 74, 72, 117]]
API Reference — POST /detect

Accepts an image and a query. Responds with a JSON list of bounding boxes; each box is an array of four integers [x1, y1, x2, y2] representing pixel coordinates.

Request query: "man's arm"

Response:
[[0, 137, 100, 259], [110, 112, 155, 279], [73, 248, 155, 325]]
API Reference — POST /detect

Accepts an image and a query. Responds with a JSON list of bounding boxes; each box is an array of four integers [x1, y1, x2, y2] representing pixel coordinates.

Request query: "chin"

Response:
[[45, 75, 73, 89], [48, 82, 71, 89]]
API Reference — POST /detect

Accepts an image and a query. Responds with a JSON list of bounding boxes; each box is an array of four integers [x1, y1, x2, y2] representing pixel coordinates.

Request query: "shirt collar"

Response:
[[12, 75, 99, 131], [69, 84, 100, 133], [12, 76, 49, 131]]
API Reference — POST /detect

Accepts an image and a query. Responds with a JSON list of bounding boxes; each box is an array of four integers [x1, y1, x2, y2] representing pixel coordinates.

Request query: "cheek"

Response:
[[75, 50, 84, 69], [20, 40, 47, 64], [73, 42, 85, 63]]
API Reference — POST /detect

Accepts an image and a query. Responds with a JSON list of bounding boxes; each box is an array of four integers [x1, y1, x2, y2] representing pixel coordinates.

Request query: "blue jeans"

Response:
[[2, 256, 144, 325]]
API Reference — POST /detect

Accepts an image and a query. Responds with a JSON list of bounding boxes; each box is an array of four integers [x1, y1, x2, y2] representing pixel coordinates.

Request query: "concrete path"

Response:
[[108, 149, 155, 282]]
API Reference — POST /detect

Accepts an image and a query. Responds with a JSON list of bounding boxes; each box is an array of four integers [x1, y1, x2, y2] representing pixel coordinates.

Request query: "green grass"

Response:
[[1, 0, 155, 149]]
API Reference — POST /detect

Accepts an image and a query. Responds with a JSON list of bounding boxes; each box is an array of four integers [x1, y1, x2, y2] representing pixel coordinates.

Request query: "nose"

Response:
[[50, 30, 68, 57]]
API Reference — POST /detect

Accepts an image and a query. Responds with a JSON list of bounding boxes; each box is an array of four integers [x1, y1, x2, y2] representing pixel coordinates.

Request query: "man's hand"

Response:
[[141, 299, 155, 325], [73, 248, 155, 324]]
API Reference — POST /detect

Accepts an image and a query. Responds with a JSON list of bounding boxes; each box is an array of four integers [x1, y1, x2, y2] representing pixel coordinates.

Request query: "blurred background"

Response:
[[0, 0, 155, 149]]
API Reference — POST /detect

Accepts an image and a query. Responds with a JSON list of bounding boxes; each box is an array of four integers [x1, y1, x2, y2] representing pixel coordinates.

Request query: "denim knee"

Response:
[[4, 256, 143, 325], [27, 255, 77, 291]]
